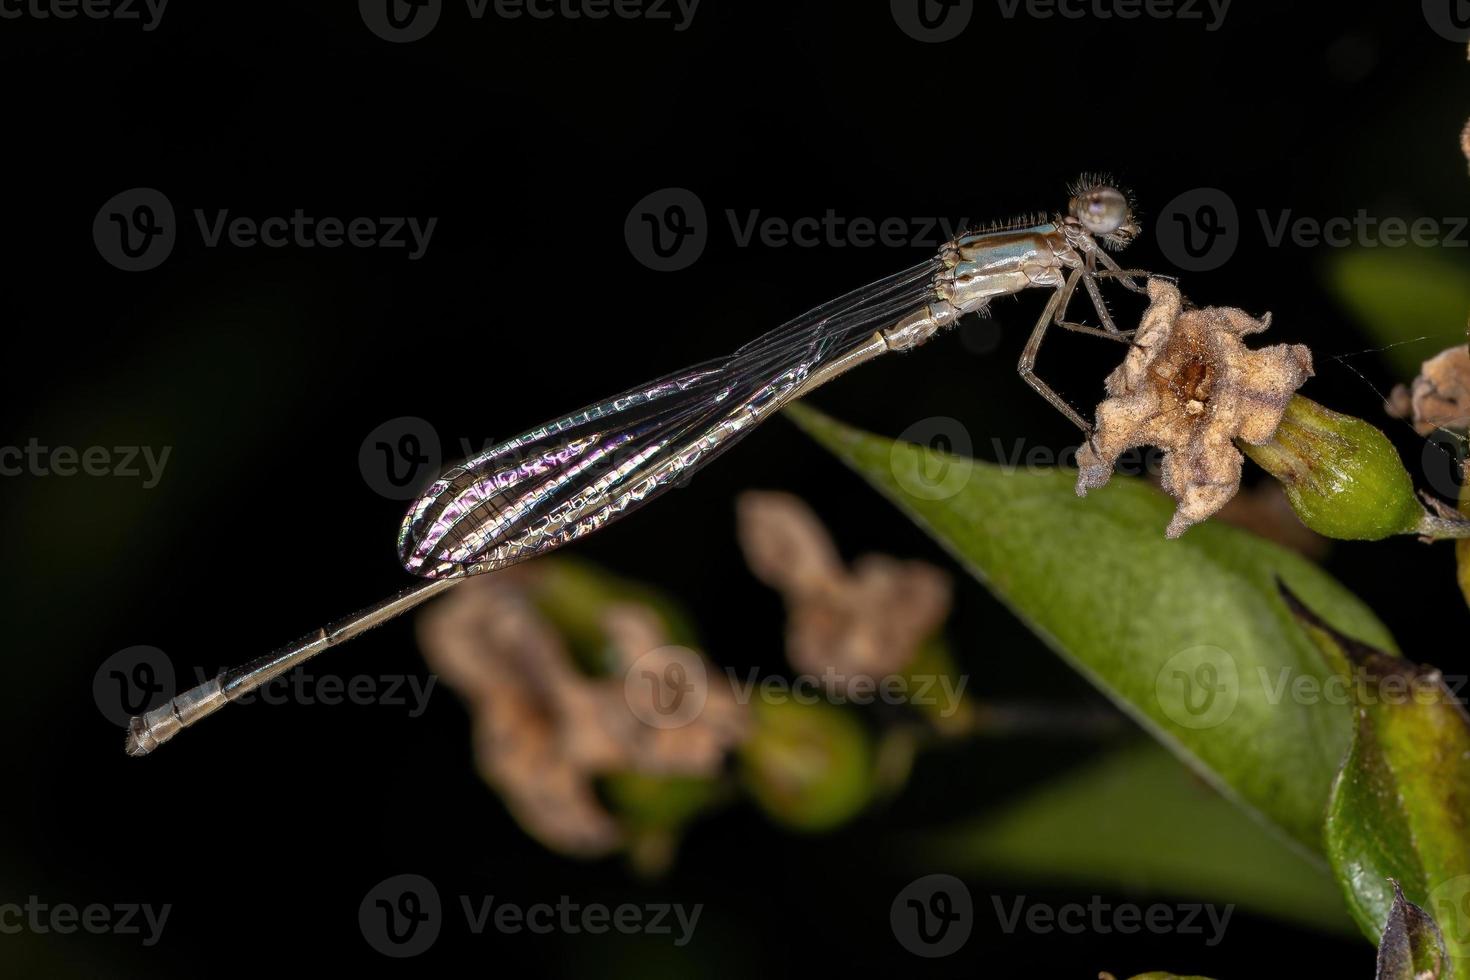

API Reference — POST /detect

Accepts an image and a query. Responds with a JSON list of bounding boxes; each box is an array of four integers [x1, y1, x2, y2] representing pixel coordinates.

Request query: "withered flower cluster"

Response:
[[1077, 279, 1315, 538], [417, 569, 748, 857], [1388, 344, 1470, 436], [417, 492, 958, 857], [735, 491, 952, 699]]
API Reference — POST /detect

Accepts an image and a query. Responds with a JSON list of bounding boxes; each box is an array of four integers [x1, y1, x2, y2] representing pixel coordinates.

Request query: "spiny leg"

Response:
[[1091, 249, 1150, 294], [1018, 283, 1093, 435], [1052, 266, 1131, 342], [1078, 269, 1126, 336]]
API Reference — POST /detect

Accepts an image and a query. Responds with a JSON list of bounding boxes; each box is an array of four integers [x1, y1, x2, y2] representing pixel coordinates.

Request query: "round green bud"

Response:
[[738, 699, 873, 832], [1240, 396, 1424, 541]]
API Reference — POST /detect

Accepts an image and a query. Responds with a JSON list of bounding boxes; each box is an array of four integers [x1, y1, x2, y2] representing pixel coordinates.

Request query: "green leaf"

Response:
[[1325, 248, 1470, 379], [786, 404, 1395, 851], [1376, 881, 1451, 980], [929, 742, 1353, 935], [1284, 589, 1470, 973]]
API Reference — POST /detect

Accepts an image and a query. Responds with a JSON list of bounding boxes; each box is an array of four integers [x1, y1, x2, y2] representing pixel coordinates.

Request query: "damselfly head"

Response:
[[1067, 180, 1139, 251]]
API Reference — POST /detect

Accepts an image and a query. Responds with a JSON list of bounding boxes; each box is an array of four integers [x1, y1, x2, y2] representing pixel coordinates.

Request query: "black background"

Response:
[[4, 0, 1469, 976]]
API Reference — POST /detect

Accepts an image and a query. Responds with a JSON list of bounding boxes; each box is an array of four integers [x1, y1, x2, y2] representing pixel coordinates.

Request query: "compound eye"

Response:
[[1073, 186, 1128, 236]]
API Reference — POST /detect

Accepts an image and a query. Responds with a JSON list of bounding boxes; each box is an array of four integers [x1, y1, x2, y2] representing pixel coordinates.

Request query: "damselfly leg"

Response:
[[1018, 262, 1152, 436]]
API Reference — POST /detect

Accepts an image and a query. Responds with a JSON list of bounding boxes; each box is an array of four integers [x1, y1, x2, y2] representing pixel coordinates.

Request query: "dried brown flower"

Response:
[[417, 569, 748, 857], [1076, 279, 1315, 538], [1386, 344, 1470, 436], [736, 491, 952, 694]]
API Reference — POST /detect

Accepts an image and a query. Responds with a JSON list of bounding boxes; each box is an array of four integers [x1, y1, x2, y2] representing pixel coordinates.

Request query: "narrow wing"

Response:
[[398, 257, 941, 578]]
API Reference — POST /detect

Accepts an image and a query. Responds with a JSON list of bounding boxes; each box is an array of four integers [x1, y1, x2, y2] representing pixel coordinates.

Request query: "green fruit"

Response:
[[1241, 396, 1424, 540], [738, 699, 873, 832]]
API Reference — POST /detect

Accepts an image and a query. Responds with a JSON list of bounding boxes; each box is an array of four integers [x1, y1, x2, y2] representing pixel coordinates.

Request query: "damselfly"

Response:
[[124, 178, 1147, 756]]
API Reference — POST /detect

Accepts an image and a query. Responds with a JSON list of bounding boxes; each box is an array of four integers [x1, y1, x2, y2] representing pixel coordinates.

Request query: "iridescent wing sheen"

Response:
[[397, 257, 942, 578]]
